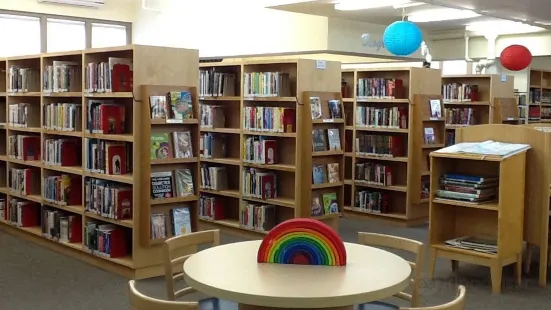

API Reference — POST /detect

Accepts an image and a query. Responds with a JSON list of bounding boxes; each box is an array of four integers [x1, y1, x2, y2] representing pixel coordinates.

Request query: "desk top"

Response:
[[183, 240, 411, 308]]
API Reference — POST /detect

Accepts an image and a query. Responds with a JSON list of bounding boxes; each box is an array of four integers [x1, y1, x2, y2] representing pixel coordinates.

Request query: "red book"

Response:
[[22, 136, 41, 161], [22, 169, 36, 195], [116, 188, 133, 220], [211, 199, 225, 220], [19, 203, 39, 227], [100, 105, 125, 134], [105, 144, 127, 175], [262, 140, 277, 164], [384, 166, 393, 186], [112, 64, 133, 92], [260, 174, 276, 200], [398, 108, 408, 129], [283, 108, 296, 133], [107, 228, 127, 258], [60, 140, 79, 166], [68, 215, 82, 243], [390, 136, 404, 157]]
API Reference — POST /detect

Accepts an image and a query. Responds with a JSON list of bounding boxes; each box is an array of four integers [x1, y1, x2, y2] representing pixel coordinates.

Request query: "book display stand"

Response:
[[428, 140, 529, 294], [197, 59, 342, 238], [0, 45, 200, 279], [341, 67, 442, 227], [441, 74, 514, 145]]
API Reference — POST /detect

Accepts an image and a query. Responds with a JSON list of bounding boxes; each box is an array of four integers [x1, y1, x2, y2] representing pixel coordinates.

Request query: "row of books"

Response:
[[87, 100, 126, 134], [199, 69, 236, 97], [150, 131, 193, 160], [199, 195, 225, 221], [200, 104, 225, 128], [8, 135, 40, 161], [44, 103, 82, 131], [41, 207, 82, 243], [200, 165, 228, 191], [1, 199, 38, 227], [8, 67, 38, 93], [355, 134, 404, 157], [151, 207, 192, 240], [243, 72, 291, 97], [240, 202, 276, 232], [85, 178, 133, 221], [445, 108, 476, 126], [357, 78, 402, 99], [10, 168, 35, 196], [355, 163, 393, 186], [312, 128, 341, 152], [242, 168, 276, 200], [84, 58, 133, 93], [442, 83, 478, 102], [355, 106, 408, 129], [311, 192, 339, 216], [436, 174, 498, 203], [149, 92, 194, 121], [150, 169, 195, 200], [355, 190, 390, 213], [312, 163, 340, 185], [85, 139, 131, 175], [8, 103, 34, 127], [243, 106, 295, 133], [43, 62, 80, 93], [200, 133, 226, 159], [84, 221, 129, 258], [43, 174, 81, 206], [43, 139, 80, 166], [243, 137, 277, 164], [309, 97, 342, 120]]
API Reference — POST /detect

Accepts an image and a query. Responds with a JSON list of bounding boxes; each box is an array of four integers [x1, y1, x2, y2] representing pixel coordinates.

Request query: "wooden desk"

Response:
[[183, 240, 411, 310]]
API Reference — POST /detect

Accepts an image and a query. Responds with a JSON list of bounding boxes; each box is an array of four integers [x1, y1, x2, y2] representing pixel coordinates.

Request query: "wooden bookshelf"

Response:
[[528, 69, 551, 123], [0, 45, 200, 279], [196, 59, 341, 238], [441, 74, 514, 145], [428, 144, 528, 294], [342, 67, 442, 227], [302, 91, 345, 229], [492, 97, 520, 124]]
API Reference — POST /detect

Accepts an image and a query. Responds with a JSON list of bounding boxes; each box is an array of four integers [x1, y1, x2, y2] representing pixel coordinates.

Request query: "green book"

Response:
[[150, 133, 171, 159]]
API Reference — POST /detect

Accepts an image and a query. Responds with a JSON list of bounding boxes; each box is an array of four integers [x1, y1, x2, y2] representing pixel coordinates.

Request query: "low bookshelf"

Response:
[[196, 59, 342, 238], [342, 67, 442, 227], [442, 74, 514, 146], [428, 140, 529, 294], [0, 45, 199, 279]]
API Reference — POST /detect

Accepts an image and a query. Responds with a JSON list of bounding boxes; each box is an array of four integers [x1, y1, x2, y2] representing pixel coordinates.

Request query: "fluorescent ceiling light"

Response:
[[534, 21, 551, 26], [466, 21, 545, 35], [407, 8, 480, 22], [393, 2, 424, 9], [335, 0, 416, 11]]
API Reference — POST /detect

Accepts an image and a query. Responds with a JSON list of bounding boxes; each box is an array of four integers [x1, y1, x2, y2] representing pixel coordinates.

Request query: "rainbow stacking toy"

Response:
[[257, 218, 347, 266]]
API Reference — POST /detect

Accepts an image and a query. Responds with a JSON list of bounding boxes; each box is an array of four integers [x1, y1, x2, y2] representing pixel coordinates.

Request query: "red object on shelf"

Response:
[[500, 45, 532, 71]]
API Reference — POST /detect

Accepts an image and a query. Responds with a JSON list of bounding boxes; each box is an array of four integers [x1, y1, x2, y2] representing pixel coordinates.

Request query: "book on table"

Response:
[[434, 140, 531, 157]]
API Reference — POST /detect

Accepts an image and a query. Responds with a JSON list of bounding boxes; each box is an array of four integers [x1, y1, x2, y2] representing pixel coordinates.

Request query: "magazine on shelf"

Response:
[[434, 140, 531, 158], [445, 236, 497, 254]]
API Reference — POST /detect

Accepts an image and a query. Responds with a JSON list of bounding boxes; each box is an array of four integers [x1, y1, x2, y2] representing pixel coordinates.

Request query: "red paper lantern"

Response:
[[500, 45, 532, 71]]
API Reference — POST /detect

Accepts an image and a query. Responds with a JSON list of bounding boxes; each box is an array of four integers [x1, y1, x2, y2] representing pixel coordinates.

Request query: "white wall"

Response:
[[133, 0, 328, 57], [0, 0, 135, 22]]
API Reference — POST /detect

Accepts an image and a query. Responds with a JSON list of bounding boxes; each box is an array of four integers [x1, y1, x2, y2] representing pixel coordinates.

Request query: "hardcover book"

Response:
[[322, 192, 339, 214], [169, 91, 193, 120], [327, 128, 341, 150], [171, 207, 192, 236], [150, 95, 168, 120], [312, 164, 326, 184], [175, 169, 194, 197], [150, 171, 174, 199], [172, 131, 193, 158], [328, 99, 342, 118], [310, 96, 322, 119], [312, 129, 327, 152], [150, 133, 172, 160]]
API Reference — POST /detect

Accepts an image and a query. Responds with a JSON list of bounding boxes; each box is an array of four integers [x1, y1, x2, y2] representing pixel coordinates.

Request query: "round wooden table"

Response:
[[183, 240, 411, 310]]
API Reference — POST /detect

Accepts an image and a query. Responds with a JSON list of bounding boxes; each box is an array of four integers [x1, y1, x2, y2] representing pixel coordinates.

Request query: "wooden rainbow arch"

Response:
[[257, 218, 347, 266]]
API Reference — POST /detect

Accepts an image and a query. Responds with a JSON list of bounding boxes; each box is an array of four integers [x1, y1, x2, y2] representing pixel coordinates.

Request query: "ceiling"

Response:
[[267, 0, 551, 32], [209, 52, 397, 63]]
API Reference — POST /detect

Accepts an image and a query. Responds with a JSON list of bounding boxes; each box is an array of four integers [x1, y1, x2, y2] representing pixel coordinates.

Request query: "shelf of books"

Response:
[[0, 44, 200, 279], [428, 140, 529, 294], [196, 59, 341, 238], [441, 74, 514, 146], [528, 69, 551, 123], [342, 67, 442, 227]]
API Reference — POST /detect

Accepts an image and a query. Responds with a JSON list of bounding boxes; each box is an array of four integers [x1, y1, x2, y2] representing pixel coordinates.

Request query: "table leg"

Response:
[[238, 304, 354, 310]]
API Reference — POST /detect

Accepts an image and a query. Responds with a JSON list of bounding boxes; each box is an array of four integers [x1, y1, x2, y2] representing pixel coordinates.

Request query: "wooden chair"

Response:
[[129, 280, 198, 310], [164, 230, 220, 301], [400, 285, 466, 310], [358, 232, 425, 308]]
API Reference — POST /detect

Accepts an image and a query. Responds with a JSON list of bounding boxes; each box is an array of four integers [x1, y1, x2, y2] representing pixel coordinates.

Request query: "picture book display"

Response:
[[436, 173, 498, 204], [150, 131, 193, 160], [312, 163, 340, 185], [356, 106, 408, 128], [309, 96, 342, 120], [424, 128, 436, 144], [429, 99, 442, 119], [312, 128, 341, 152], [148, 91, 194, 122], [150, 206, 193, 240]]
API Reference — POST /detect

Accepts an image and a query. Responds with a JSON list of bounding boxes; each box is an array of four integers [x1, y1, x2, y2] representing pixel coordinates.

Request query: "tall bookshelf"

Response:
[[342, 67, 442, 227], [441, 74, 514, 145], [197, 59, 341, 238], [528, 69, 551, 123], [0, 45, 199, 279]]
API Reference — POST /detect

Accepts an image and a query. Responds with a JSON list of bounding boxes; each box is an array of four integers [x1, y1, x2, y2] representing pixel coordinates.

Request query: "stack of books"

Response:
[[445, 236, 497, 254], [436, 173, 498, 203]]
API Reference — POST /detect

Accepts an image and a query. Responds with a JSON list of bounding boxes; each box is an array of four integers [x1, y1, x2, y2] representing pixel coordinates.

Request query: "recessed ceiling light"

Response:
[[466, 20, 545, 35]]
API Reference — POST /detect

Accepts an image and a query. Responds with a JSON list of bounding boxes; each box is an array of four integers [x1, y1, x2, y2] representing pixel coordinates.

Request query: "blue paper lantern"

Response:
[[383, 21, 423, 56]]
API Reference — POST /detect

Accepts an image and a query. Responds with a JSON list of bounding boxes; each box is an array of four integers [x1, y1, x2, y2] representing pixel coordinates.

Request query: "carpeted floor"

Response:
[[1, 218, 550, 310]]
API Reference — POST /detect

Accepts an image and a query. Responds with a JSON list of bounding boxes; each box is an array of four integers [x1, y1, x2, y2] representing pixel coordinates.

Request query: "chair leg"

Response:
[[515, 254, 522, 287], [428, 248, 437, 280], [524, 243, 532, 274]]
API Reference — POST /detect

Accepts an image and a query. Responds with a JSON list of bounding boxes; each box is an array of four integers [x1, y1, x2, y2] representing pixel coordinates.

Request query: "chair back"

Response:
[[358, 232, 425, 307], [164, 230, 220, 301], [129, 280, 198, 310], [400, 285, 466, 310]]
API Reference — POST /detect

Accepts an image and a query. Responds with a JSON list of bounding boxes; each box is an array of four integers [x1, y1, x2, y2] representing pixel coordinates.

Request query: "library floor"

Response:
[[1, 218, 550, 310]]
